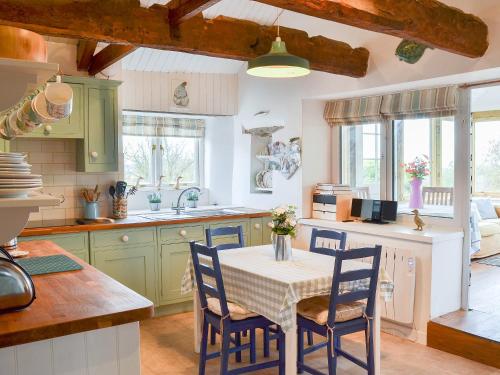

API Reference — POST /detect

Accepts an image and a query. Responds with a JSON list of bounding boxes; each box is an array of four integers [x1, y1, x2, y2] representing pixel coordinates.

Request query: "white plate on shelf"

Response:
[[0, 152, 25, 157], [0, 187, 42, 197], [0, 181, 42, 186], [0, 173, 41, 179], [0, 163, 31, 169]]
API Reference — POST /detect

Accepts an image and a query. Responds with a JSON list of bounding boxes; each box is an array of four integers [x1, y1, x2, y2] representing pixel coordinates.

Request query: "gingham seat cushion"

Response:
[[297, 296, 365, 325], [207, 298, 259, 321]]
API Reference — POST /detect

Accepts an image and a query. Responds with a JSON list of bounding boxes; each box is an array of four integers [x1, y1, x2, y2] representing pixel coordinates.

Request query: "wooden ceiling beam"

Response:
[[76, 40, 97, 71], [88, 44, 136, 76], [0, 0, 369, 77], [169, 0, 223, 25], [253, 0, 489, 58]]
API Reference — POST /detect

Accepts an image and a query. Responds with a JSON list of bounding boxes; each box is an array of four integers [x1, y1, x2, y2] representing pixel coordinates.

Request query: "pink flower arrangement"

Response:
[[404, 155, 430, 180]]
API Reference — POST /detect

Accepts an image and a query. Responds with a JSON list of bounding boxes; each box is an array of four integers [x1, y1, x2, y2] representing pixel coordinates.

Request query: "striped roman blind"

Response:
[[122, 112, 205, 138], [324, 86, 458, 126], [380, 86, 458, 120], [324, 96, 384, 126]]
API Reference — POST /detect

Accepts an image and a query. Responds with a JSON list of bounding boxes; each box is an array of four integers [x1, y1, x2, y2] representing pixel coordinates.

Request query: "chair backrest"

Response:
[[309, 228, 347, 256], [352, 186, 370, 199], [422, 187, 453, 206], [189, 241, 230, 318], [205, 225, 245, 250], [327, 245, 382, 327]]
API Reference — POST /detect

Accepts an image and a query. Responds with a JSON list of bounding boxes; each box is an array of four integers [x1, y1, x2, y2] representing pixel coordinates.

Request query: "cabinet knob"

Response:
[[44, 125, 52, 134], [254, 223, 261, 229], [90, 151, 99, 159], [179, 230, 187, 237], [121, 235, 129, 242]]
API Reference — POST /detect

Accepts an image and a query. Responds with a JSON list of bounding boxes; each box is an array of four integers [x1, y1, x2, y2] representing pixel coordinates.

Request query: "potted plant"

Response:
[[404, 155, 430, 209], [147, 191, 162, 211], [270, 205, 297, 261], [186, 190, 199, 208]]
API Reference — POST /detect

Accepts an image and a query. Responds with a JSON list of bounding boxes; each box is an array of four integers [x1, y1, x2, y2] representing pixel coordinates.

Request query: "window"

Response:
[[393, 117, 454, 208], [341, 123, 382, 199], [472, 112, 500, 195], [123, 111, 204, 187]]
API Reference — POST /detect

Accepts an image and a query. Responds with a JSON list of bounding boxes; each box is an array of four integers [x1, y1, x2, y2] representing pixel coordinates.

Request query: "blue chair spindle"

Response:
[[297, 245, 382, 375], [190, 241, 285, 375]]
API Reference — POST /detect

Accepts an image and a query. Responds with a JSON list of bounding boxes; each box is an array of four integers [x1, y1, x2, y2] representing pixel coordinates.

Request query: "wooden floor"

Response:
[[140, 312, 499, 375], [427, 260, 500, 369]]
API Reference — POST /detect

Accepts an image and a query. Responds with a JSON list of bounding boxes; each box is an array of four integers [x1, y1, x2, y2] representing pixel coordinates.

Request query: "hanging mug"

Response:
[[44, 77, 73, 119]]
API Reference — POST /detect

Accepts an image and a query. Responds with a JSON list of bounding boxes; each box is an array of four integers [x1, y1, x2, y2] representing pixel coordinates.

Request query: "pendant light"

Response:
[[247, 10, 310, 78]]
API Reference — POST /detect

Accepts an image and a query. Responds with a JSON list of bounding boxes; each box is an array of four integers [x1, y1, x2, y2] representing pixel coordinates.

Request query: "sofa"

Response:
[[472, 199, 500, 259]]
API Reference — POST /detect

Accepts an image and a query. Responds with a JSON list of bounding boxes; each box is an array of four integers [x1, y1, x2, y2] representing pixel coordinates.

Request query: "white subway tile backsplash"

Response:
[[12, 138, 122, 222]]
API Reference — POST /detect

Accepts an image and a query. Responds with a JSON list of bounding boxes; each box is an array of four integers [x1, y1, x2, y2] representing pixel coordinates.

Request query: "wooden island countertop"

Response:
[[0, 240, 154, 348]]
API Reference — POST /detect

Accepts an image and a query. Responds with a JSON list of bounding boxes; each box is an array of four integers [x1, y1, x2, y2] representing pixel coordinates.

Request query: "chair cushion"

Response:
[[479, 219, 500, 237], [297, 295, 366, 326], [206, 297, 258, 321]]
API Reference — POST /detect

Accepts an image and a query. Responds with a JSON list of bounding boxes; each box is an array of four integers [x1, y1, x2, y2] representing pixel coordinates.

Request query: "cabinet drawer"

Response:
[[160, 225, 205, 244], [90, 227, 155, 249], [19, 232, 89, 263]]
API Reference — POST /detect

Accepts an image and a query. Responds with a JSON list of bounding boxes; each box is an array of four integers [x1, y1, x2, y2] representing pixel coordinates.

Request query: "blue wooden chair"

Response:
[[306, 228, 347, 346], [190, 241, 285, 375], [297, 245, 382, 375], [206, 226, 246, 346], [206, 226, 245, 250], [309, 228, 347, 256]]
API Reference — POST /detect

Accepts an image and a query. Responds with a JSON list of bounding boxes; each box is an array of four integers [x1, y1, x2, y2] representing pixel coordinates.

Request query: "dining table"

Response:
[[181, 245, 393, 375]]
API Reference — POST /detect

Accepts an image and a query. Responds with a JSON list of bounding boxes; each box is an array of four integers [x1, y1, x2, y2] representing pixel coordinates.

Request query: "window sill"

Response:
[[398, 203, 454, 219]]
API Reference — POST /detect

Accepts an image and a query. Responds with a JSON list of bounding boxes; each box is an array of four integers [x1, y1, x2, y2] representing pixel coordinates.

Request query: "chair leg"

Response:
[[307, 330, 314, 346], [250, 328, 257, 364], [335, 336, 341, 352], [327, 332, 337, 375], [235, 332, 242, 363], [220, 329, 231, 375], [297, 326, 304, 374], [263, 327, 270, 358], [279, 328, 286, 375], [210, 325, 216, 345], [199, 318, 209, 375], [367, 326, 375, 375]]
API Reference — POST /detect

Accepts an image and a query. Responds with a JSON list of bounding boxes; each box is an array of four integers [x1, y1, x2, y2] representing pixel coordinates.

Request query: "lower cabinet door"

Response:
[[249, 218, 263, 246], [262, 217, 273, 245], [160, 242, 193, 305], [93, 245, 156, 304]]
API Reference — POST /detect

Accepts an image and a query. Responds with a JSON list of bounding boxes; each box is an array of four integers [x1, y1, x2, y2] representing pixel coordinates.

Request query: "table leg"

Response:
[[374, 290, 381, 375], [194, 290, 202, 353], [284, 304, 298, 375]]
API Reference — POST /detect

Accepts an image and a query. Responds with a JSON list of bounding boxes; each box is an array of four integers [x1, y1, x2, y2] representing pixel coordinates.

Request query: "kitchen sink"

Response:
[[138, 208, 245, 221]]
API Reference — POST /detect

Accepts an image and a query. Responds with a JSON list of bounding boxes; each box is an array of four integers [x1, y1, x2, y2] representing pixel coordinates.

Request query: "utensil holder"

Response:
[[112, 198, 128, 219], [83, 202, 99, 220]]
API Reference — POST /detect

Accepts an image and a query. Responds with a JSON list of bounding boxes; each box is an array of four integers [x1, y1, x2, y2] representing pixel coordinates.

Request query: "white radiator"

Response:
[[347, 241, 416, 325]]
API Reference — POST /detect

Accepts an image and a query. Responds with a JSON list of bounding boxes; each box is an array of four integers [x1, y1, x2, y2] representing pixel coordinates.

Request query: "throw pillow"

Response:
[[473, 198, 498, 220]]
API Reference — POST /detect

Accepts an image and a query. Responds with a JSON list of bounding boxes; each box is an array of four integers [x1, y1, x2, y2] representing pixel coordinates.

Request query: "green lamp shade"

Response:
[[247, 37, 310, 78]]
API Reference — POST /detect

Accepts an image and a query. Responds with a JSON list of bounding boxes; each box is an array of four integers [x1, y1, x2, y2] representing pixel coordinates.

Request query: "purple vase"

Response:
[[409, 178, 423, 209]]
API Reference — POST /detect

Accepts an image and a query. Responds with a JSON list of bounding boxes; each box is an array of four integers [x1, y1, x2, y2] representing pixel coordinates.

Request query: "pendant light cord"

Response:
[[272, 8, 285, 38]]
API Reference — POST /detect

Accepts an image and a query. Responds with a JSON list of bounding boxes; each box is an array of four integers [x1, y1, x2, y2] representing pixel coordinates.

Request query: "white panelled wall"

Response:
[[121, 70, 238, 116]]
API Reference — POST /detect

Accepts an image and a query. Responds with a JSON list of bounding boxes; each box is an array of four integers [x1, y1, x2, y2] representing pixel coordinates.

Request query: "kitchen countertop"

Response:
[[20, 207, 271, 237], [0, 240, 154, 348]]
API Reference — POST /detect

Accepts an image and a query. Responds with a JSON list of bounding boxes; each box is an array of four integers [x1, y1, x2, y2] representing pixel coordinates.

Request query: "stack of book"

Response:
[[312, 183, 353, 221]]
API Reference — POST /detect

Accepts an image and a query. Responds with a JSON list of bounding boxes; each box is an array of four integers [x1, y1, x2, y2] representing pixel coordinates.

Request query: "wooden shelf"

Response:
[[0, 194, 60, 208], [0, 58, 58, 80]]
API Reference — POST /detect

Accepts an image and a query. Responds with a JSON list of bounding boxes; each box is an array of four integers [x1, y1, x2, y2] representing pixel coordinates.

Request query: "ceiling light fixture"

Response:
[[247, 10, 310, 79]]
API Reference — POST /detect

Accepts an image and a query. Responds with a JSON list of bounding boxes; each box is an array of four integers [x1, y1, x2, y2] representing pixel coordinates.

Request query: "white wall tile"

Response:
[[41, 140, 65, 153]]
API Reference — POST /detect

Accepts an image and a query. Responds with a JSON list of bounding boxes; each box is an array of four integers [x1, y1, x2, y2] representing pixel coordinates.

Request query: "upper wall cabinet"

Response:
[[121, 70, 238, 116], [76, 78, 121, 172], [19, 80, 84, 139]]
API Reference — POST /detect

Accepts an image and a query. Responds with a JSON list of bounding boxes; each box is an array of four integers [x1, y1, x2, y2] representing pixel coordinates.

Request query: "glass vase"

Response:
[[273, 233, 292, 261]]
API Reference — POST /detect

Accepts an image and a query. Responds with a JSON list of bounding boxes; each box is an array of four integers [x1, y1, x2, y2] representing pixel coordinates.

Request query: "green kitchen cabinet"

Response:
[[0, 139, 9, 152], [90, 227, 157, 304], [249, 218, 264, 246], [209, 220, 249, 246], [262, 217, 273, 245], [19, 82, 84, 139], [19, 232, 90, 263], [93, 244, 157, 303], [157, 224, 204, 305], [77, 80, 120, 172]]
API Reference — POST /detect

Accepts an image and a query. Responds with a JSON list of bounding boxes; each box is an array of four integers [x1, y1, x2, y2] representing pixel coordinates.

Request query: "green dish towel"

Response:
[[17, 255, 83, 276]]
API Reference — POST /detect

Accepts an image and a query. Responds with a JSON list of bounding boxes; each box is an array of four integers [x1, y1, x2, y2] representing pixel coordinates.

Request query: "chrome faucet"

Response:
[[172, 187, 201, 215]]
